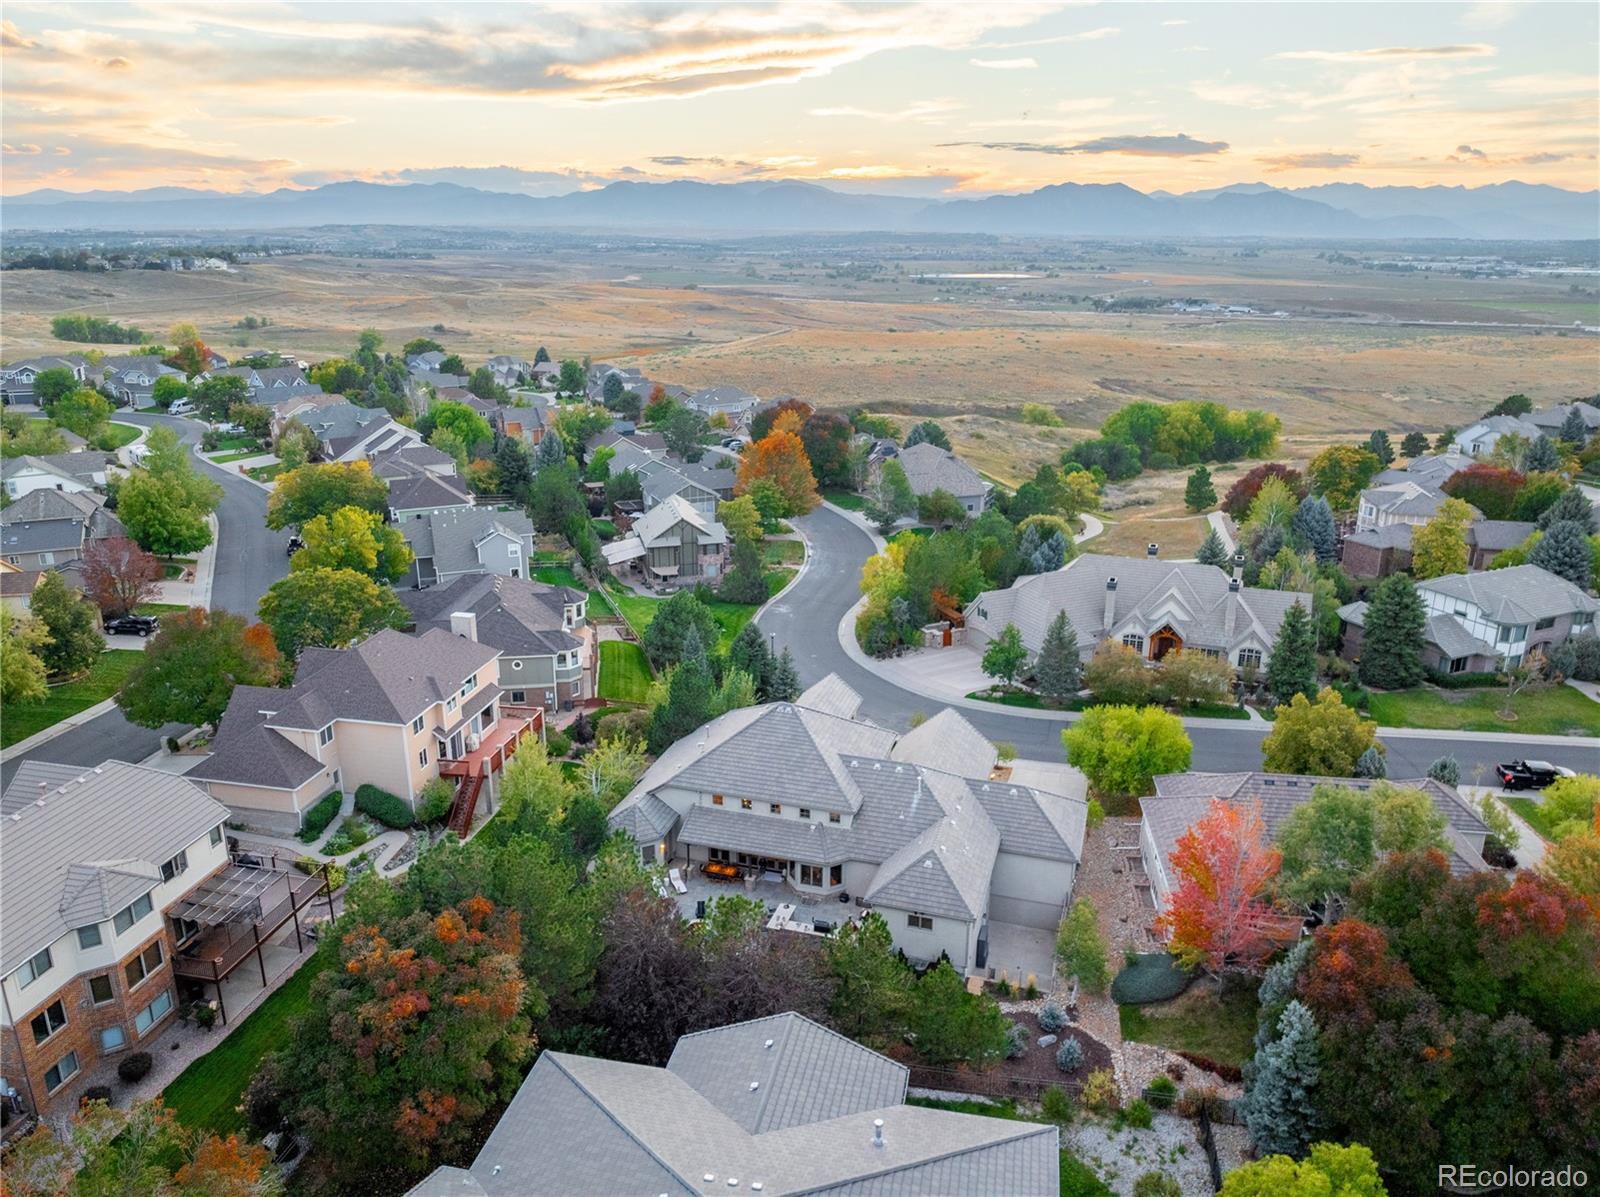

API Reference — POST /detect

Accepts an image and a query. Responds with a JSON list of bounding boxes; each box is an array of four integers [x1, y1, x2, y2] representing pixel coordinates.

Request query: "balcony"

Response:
[[438, 706, 541, 779]]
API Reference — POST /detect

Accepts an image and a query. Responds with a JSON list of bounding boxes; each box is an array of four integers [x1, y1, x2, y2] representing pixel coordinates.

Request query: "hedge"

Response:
[[297, 790, 342, 842], [1111, 953, 1192, 1005], [355, 783, 413, 829], [1424, 668, 1502, 689]]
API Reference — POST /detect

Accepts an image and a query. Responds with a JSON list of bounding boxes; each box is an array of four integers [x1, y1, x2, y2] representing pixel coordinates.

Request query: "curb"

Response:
[[0, 698, 120, 761], [753, 524, 815, 623]]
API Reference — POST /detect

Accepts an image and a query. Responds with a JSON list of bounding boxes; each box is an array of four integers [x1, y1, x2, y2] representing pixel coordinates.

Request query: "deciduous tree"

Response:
[[80, 535, 162, 616], [29, 569, 103, 677], [1159, 649, 1236, 708], [0, 606, 50, 704], [1082, 640, 1153, 705], [735, 429, 819, 515], [265, 461, 388, 529], [1410, 497, 1473, 580], [1062, 703, 1191, 804], [257, 566, 409, 658], [981, 623, 1028, 686], [640, 590, 721, 669], [1055, 898, 1109, 992], [1307, 445, 1381, 511], [1155, 799, 1282, 976], [826, 912, 914, 1046], [1219, 1142, 1385, 1197], [1441, 463, 1524, 520], [292, 505, 413, 583], [917, 487, 967, 529], [1222, 463, 1305, 519], [117, 609, 279, 729], [1261, 688, 1377, 776]]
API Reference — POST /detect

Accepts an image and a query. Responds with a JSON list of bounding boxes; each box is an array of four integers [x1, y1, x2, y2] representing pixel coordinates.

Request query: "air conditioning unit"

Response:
[[466, 732, 481, 751]]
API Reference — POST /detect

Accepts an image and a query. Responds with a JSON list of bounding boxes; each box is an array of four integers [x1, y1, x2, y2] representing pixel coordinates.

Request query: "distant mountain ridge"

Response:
[[2, 176, 1594, 240]]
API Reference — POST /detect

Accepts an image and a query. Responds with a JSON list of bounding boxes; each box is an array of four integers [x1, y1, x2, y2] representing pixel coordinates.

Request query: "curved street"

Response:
[[757, 503, 1599, 777]]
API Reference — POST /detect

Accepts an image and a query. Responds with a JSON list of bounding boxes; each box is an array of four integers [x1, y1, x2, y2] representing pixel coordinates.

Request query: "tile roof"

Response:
[[889, 709, 997, 778], [1420, 563, 1599, 624], [892, 443, 988, 500], [795, 674, 863, 721]]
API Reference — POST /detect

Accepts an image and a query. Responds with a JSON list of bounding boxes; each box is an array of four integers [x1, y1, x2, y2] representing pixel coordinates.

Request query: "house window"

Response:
[[171, 917, 200, 947], [17, 947, 52, 988], [906, 913, 934, 931], [800, 865, 823, 886], [712, 794, 724, 806], [511, 659, 523, 670], [446, 696, 458, 713], [1237, 648, 1263, 669], [99, 1026, 127, 1053], [828, 812, 841, 824], [38, 552, 54, 567], [411, 714, 425, 734], [44, 1051, 79, 1092], [418, 748, 429, 768], [510, 690, 526, 704], [77, 924, 103, 950], [1535, 616, 1556, 631], [798, 808, 811, 820], [30, 1000, 68, 1044], [133, 989, 173, 1035], [161, 850, 188, 882], [1122, 634, 1145, 653], [209, 825, 224, 847], [113, 893, 154, 936], [318, 725, 334, 746], [1576, 612, 1593, 629], [460, 673, 477, 697], [1449, 656, 1470, 674], [740, 798, 753, 811], [769, 803, 782, 815], [124, 941, 163, 989], [830, 864, 843, 886], [709, 848, 730, 863], [88, 974, 114, 1004]]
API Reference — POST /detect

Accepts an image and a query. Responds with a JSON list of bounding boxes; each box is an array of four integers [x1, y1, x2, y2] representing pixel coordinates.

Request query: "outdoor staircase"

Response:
[[446, 773, 484, 839]]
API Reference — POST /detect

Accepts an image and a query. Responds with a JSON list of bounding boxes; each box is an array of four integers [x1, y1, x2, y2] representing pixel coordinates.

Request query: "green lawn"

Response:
[[1503, 796, 1563, 843], [599, 640, 653, 703], [245, 462, 285, 482], [1118, 985, 1260, 1069], [209, 447, 268, 464], [533, 565, 611, 616], [822, 489, 865, 511], [162, 955, 329, 1135], [102, 422, 143, 449], [1, 650, 145, 748], [135, 602, 189, 615], [1366, 685, 1600, 737], [763, 539, 804, 566], [600, 581, 760, 652], [207, 434, 260, 452]]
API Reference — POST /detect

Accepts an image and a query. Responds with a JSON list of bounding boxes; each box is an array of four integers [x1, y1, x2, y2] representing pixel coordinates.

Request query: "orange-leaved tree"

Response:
[[1155, 799, 1283, 978], [735, 429, 819, 515]]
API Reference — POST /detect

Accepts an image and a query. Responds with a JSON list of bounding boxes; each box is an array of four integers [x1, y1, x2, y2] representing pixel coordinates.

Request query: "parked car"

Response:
[[1495, 759, 1576, 790], [210, 421, 244, 435], [104, 614, 159, 637], [720, 437, 745, 451], [168, 399, 195, 415], [286, 535, 304, 556]]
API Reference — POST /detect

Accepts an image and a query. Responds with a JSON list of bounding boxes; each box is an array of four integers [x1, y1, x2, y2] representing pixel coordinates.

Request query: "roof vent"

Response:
[[1147, 543, 1158, 557], [491, 1165, 502, 1176], [749, 1081, 760, 1091], [704, 1174, 716, 1184], [1106, 576, 1118, 591], [850, 760, 858, 768], [92, 766, 102, 774], [764, 1038, 774, 1049], [872, 1119, 885, 1149], [728, 1180, 740, 1189], [752, 1185, 764, 1192]]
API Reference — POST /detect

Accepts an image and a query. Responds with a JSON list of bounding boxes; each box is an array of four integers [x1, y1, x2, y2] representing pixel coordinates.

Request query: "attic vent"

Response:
[[849, 760, 858, 768], [728, 1181, 740, 1189], [873, 762, 881, 770], [981, 784, 989, 791], [749, 1081, 760, 1091], [764, 1038, 774, 1049], [894, 765, 903, 773], [1263, 778, 1276, 786], [704, 1174, 716, 1183], [752, 1185, 764, 1192], [922, 859, 933, 868]]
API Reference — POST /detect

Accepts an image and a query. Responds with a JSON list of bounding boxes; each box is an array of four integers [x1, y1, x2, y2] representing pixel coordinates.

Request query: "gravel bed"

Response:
[[1064, 1112, 1220, 1197]]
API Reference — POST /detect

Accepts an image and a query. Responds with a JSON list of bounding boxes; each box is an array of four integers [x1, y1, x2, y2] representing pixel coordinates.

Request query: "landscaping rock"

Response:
[[1038, 1034, 1057, 1047]]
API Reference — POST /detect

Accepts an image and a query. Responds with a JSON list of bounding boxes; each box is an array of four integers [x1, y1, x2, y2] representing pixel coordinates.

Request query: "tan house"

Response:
[[600, 492, 729, 590], [188, 628, 540, 835]]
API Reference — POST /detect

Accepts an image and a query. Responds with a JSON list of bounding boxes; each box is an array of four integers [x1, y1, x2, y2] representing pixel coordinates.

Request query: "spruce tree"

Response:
[[535, 427, 567, 468], [1400, 431, 1429, 458], [1560, 404, 1590, 446], [717, 538, 768, 604], [1034, 611, 1082, 704], [1291, 495, 1338, 564], [1537, 486, 1597, 533], [1358, 573, 1426, 690], [1529, 519, 1594, 589], [1367, 429, 1394, 465], [768, 647, 802, 702], [647, 651, 714, 754], [1184, 465, 1217, 512], [1195, 526, 1231, 568], [1266, 601, 1318, 703], [1030, 530, 1067, 574], [1015, 524, 1042, 574], [1523, 435, 1561, 474], [1243, 1000, 1323, 1157], [1354, 745, 1387, 779], [727, 622, 773, 699], [1426, 755, 1461, 786]]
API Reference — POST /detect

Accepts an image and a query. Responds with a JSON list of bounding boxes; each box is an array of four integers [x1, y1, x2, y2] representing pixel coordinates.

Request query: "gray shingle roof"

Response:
[[633, 492, 727, 548], [400, 574, 582, 659], [864, 776, 997, 921], [1528, 401, 1600, 433], [402, 507, 536, 577], [892, 442, 988, 500], [1424, 613, 1498, 660], [1420, 563, 1599, 624], [387, 472, 473, 513], [678, 804, 846, 864], [889, 709, 997, 778], [0, 762, 228, 975], [1466, 520, 1537, 552], [186, 685, 326, 790], [1345, 524, 1414, 551]]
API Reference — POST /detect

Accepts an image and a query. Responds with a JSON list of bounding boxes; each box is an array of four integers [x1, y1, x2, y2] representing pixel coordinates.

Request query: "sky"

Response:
[[1, 1, 1596, 198]]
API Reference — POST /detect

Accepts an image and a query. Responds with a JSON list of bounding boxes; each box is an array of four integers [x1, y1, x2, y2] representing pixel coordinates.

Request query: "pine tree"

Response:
[[1560, 404, 1590, 446], [1242, 1000, 1323, 1157], [1358, 573, 1426, 690], [1353, 745, 1387, 779], [1030, 530, 1067, 574], [647, 653, 714, 753], [1400, 431, 1430, 458], [1367, 429, 1394, 466], [1184, 465, 1217, 512], [1266, 601, 1318, 703], [768, 647, 801, 701], [717, 538, 768, 604], [1523, 435, 1562, 473], [1426, 755, 1460, 786], [1291, 495, 1338, 564], [1537, 486, 1598, 533], [1015, 524, 1042, 574], [727, 622, 773, 699], [535, 427, 567, 468], [1034, 611, 1082, 704], [1529, 519, 1594, 589], [1195, 526, 1231, 568]]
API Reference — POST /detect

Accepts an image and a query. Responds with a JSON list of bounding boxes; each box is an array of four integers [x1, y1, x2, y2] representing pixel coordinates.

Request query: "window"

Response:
[[509, 690, 526, 704], [318, 724, 334, 746], [209, 825, 224, 848], [160, 850, 188, 882], [44, 1051, 79, 1092], [1122, 634, 1145, 653], [906, 913, 933, 931], [798, 808, 811, 820], [830, 864, 843, 886], [1449, 656, 1470, 674], [30, 1000, 67, 1044], [418, 747, 429, 768], [1453, 605, 1469, 617], [88, 974, 114, 1004], [828, 812, 841, 824], [1577, 612, 1594, 629], [709, 848, 730, 863], [171, 916, 200, 947], [507, 545, 520, 558], [38, 552, 54, 567], [740, 798, 753, 811], [124, 941, 163, 989], [510, 659, 523, 670], [460, 673, 477, 697], [411, 714, 425, 734], [769, 803, 782, 815], [17, 947, 52, 988], [1535, 616, 1556, 631], [446, 696, 458, 714], [77, 924, 103, 950], [1237, 648, 1263, 669], [711, 794, 724, 806], [800, 865, 823, 886], [133, 989, 173, 1035], [99, 1026, 126, 1053], [113, 893, 154, 935]]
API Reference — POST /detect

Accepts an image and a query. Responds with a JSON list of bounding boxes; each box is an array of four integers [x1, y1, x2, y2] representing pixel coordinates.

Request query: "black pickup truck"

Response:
[[1495, 759, 1574, 790]]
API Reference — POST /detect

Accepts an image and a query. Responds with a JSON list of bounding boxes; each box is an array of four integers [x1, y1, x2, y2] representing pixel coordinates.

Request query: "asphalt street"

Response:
[[757, 503, 1599, 777]]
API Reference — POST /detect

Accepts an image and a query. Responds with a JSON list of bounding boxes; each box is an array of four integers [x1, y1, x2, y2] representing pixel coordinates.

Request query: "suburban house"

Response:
[[405, 351, 448, 374], [203, 364, 316, 399], [0, 559, 42, 614], [303, 404, 424, 463], [262, 386, 338, 435], [1451, 414, 1543, 458], [1338, 562, 1599, 674], [608, 676, 1087, 973], [601, 493, 729, 589], [399, 506, 538, 588], [399, 574, 593, 710], [404, 1011, 1060, 1197], [370, 442, 474, 522], [604, 436, 736, 514], [484, 355, 533, 387], [1527, 399, 1600, 440], [0, 761, 230, 1119], [409, 370, 468, 393], [0, 489, 125, 570], [967, 551, 1310, 672], [1141, 771, 1492, 915], [1, 452, 115, 501], [96, 357, 184, 407], [0, 355, 90, 404], [886, 442, 991, 515], [188, 628, 539, 834], [1342, 516, 1537, 579], [1465, 519, 1540, 570], [687, 385, 760, 426]]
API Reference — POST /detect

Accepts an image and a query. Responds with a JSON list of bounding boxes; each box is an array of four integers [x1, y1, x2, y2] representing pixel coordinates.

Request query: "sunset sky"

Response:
[[2, 1, 1596, 197]]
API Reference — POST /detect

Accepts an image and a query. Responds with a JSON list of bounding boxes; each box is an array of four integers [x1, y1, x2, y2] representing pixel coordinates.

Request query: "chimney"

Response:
[[449, 611, 477, 641], [1231, 551, 1246, 583], [872, 1119, 885, 1149], [1225, 578, 1241, 639], [1103, 577, 1118, 631], [1146, 543, 1158, 558]]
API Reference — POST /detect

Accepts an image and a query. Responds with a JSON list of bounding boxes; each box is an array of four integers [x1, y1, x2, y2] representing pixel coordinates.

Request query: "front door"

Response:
[[1150, 626, 1183, 661]]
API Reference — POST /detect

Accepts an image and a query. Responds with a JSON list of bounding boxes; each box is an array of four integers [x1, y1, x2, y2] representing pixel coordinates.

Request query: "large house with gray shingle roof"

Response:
[[882, 441, 991, 515], [0, 487, 125, 570], [399, 506, 538, 588], [608, 675, 1087, 971], [405, 1011, 1059, 1197]]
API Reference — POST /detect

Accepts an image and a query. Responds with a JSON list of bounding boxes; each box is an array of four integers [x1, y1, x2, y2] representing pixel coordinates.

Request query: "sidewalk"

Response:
[[1461, 785, 1547, 868], [0, 698, 120, 762], [148, 513, 218, 609], [1207, 510, 1237, 554]]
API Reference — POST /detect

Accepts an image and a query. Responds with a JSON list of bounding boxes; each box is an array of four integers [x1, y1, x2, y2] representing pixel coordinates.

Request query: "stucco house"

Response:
[[887, 442, 991, 515], [1451, 414, 1542, 459], [967, 551, 1309, 672], [600, 493, 729, 589], [607, 676, 1087, 973], [399, 506, 538, 588]]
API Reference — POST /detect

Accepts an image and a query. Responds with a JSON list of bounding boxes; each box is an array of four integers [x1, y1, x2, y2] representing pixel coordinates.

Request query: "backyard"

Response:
[[598, 640, 652, 704], [1364, 684, 1600, 737], [1, 649, 144, 748], [1118, 984, 1260, 1072]]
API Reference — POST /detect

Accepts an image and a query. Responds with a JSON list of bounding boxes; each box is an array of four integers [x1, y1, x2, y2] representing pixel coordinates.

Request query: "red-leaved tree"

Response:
[[1155, 799, 1284, 978], [1441, 464, 1525, 520], [1221, 462, 1306, 518], [80, 535, 163, 616]]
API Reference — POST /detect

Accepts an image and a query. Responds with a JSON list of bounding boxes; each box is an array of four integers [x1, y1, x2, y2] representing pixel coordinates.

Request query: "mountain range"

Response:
[[3, 177, 1594, 240]]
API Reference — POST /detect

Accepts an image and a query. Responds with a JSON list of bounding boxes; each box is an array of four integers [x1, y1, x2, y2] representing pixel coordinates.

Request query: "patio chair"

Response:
[[669, 867, 689, 894]]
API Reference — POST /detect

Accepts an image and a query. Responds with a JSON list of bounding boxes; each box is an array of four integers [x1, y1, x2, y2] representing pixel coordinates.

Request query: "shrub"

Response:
[[294, 856, 348, 891], [1176, 1085, 1229, 1121], [597, 708, 651, 743], [1081, 1067, 1120, 1113], [1424, 668, 1502, 689], [1005, 1022, 1029, 1059], [546, 728, 573, 758], [354, 783, 413, 829], [1122, 1098, 1155, 1129], [1133, 1172, 1181, 1197], [322, 815, 377, 856], [1040, 1086, 1075, 1125], [192, 1004, 217, 1030], [298, 789, 343, 842], [568, 710, 595, 745], [1024, 980, 1039, 1000], [417, 777, 455, 823], [994, 976, 1013, 997], [1038, 999, 1068, 1033], [1144, 1075, 1179, 1110], [80, 1085, 113, 1106], [118, 1052, 153, 1084], [1055, 1037, 1085, 1073], [1111, 953, 1192, 1004]]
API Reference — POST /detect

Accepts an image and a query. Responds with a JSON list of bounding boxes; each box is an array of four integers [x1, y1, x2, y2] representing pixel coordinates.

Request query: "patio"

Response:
[[667, 861, 859, 935], [984, 920, 1058, 991]]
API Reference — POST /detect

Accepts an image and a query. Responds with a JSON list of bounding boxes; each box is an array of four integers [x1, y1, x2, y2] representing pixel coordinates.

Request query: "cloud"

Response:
[[1462, 3, 1518, 30], [1455, 143, 1488, 160], [1276, 44, 1496, 62], [942, 133, 1229, 157], [1, 18, 35, 48], [978, 27, 1120, 49], [3, 143, 43, 155], [101, 56, 130, 69], [970, 57, 1037, 70], [1258, 151, 1362, 171], [650, 155, 740, 168], [1487, 73, 1595, 97], [808, 98, 962, 123], [387, 165, 620, 195]]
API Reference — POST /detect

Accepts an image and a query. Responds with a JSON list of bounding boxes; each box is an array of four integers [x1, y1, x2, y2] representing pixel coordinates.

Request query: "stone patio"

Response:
[[667, 862, 857, 934]]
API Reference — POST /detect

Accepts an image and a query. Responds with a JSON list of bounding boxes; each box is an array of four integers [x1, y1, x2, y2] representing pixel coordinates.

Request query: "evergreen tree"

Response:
[[1266, 601, 1318, 703], [1400, 431, 1430, 458], [535, 427, 567, 468], [1426, 755, 1461, 786], [1529, 519, 1594, 589], [1523, 435, 1562, 474], [1353, 745, 1388, 779], [1030, 530, 1068, 574], [1034, 611, 1083, 704], [1358, 574, 1427, 690], [495, 438, 534, 497], [1184, 465, 1217, 512], [28, 570, 103, 677], [1367, 429, 1394, 466], [1015, 524, 1042, 573], [1291, 495, 1338, 564], [1242, 1000, 1323, 1157], [726, 622, 773, 699], [1537, 486, 1597, 533], [903, 420, 950, 450], [1560, 404, 1590, 446], [717, 538, 768, 604], [647, 652, 715, 753], [1195, 526, 1231, 568], [533, 345, 550, 365], [768, 647, 801, 702]]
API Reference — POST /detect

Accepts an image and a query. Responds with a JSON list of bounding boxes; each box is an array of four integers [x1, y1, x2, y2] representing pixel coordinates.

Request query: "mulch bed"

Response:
[[902, 1010, 1115, 1100]]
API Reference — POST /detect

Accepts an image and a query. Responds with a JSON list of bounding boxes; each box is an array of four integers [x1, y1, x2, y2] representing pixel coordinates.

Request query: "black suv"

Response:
[[105, 614, 160, 637], [286, 534, 304, 556], [1495, 759, 1572, 790]]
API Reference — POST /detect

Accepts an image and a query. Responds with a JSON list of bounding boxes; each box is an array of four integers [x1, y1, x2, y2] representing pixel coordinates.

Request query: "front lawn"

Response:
[[1, 650, 144, 747], [1503, 796, 1563, 843], [210, 447, 268, 464], [163, 955, 330, 1135], [599, 640, 652, 703], [822, 489, 865, 511], [245, 462, 284, 482], [135, 602, 190, 615], [1366, 685, 1600, 737], [206, 434, 260, 452], [1118, 984, 1260, 1070], [101, 422, 143, 449], [762, 538, 804, 565]]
